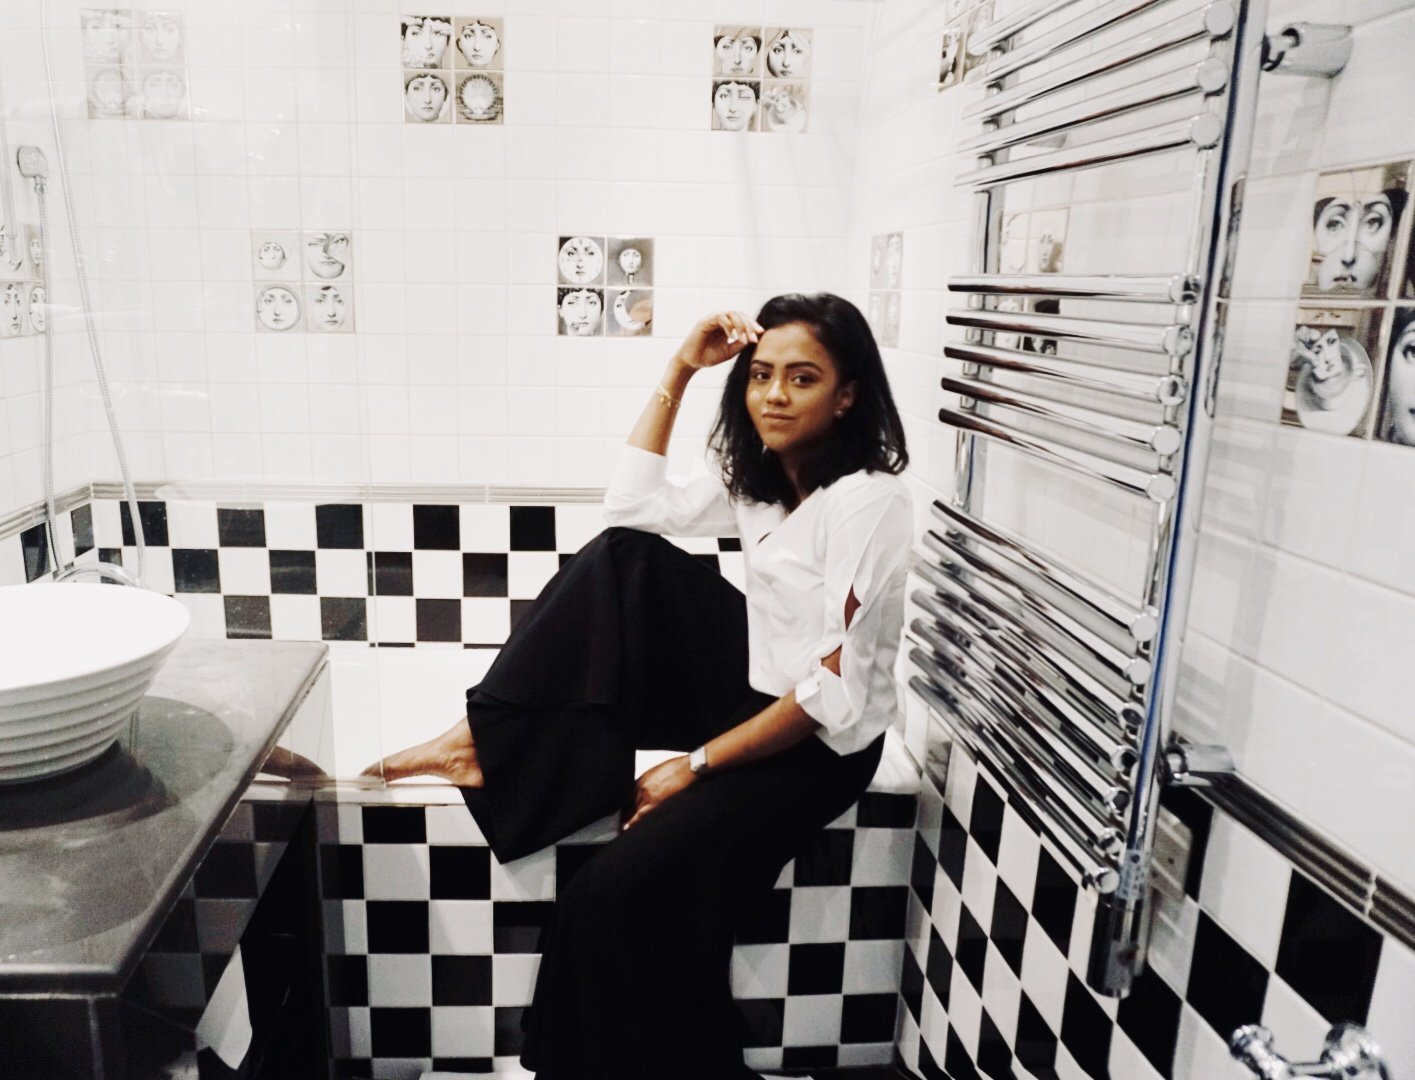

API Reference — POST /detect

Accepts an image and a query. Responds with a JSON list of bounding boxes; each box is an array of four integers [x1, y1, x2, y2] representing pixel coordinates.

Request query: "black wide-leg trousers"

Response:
[[461, 527, 884, 1080]]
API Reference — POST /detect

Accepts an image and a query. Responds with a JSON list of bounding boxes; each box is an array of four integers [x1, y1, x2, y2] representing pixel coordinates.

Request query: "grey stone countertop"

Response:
[[0, 639, 328, 995]]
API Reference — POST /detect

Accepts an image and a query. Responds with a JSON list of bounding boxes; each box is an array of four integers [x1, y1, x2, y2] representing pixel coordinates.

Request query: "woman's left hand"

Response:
[[622, 755, 698, 831]]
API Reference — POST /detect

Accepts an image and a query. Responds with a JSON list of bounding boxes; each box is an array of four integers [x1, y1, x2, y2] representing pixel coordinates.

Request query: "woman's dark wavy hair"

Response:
[[708, 292, 908, 507]]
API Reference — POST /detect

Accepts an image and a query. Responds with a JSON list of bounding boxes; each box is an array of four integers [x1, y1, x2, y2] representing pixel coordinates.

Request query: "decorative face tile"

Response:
[[713, 25, 762, 78], [400, 15, 453, 70], [86, 64, 133, 119], [759, 82, 808, 134], [404, 69, 452, 124], [0, 282, 27, 338], [1281, 305, 1384, 438], [454, 17, 503, 71], [252, 231, 300, 281], [137, 68, 187, 120], [763, 28, 812, 80], [454, 71, 503, 124], [255, 284, 303, 333], [556, 286, 604, 337], [1304, 161, 1409, 300], [606, 237, 651, 287], [605, 288, 651, 337], [940, 27, 965, 90], [711, 78, 759, 132], [305, 231, 353, 282], [556, 235, 605, 286], [1377, 306, 1415, 447], [80, 9, 132, 64], [308, 283, 354, 333], [135, 10, 183, 64]]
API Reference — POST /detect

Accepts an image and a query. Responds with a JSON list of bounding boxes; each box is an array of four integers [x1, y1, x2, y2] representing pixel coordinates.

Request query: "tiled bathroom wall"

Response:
[[851, 0, 1415, 1075], [0, 0, 871, 520]]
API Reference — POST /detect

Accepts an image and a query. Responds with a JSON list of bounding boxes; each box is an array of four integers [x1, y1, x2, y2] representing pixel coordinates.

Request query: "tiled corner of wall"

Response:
[[899, 724, 1414, 1080]]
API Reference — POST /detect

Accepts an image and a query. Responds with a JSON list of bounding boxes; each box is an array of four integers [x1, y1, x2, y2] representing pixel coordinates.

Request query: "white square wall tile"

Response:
[[788, 886, 851, 943], [218, 547, 272, 595], [428, 900, 493, 954], [492, 954, 541, 1007], [412, 550, 464, 598], [370, 596, 417, 642], [1199, 816, 1292, 967], [369, 503, 414, 550], [317, 549, 368, 596], [165, 501, 219, 547], [460, 504, 510, 551], [431, 1006, 496, 1056], [367, 954, 432, 1007], [269, 595, 322, 641], [731, 943, 790, 999], [842, 940, 905, 995], [462, 598, 511, 644], [425, 803, 485, 845], [362, 845, 431, 900], [781, 994, 843, 1047]]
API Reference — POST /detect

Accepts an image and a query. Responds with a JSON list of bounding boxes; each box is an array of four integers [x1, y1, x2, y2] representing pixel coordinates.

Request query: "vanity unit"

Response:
[[0, 641, 331, 1079]]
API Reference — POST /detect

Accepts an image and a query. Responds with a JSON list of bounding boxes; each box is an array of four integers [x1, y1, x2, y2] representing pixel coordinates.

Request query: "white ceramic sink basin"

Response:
[[0, 583, 189, 783]]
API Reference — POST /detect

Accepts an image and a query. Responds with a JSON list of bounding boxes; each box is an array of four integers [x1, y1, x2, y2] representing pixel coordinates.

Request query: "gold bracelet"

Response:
[[653, 385, 681, 409]]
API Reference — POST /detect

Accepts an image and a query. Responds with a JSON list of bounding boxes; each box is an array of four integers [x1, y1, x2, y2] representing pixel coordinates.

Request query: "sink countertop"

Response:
[[0, 638, 328, 995]]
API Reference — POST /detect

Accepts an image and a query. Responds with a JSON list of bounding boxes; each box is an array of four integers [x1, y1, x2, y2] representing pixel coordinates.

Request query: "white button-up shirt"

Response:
[[602, 444, 913, 755]]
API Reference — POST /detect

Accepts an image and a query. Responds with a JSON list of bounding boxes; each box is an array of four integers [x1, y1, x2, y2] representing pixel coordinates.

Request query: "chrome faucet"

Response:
[[53, 561, 143, 588], [1231, 1024, 1391, 1080]]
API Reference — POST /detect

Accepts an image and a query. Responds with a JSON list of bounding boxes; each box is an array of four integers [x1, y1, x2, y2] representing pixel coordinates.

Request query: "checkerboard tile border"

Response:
[[898, 713, 1415, 1080]]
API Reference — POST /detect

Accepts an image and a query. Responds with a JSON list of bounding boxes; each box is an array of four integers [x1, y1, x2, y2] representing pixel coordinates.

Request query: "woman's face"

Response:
[[458, 21, 500, 67], [559, 237, 603, 284], [2, 284, 22, 334], [257, 285, 300, 331], [766, 30, 809, 78], [1314, 192, 1396, 292], [559, 289, 602, 336], [82, 11, 129, 62], [885, 233, 903, 284], [140, 12, 181, 62], [405, 73, 448, 122], [745, 322, 855, 464], [1385, 322, 1415, 445], [306, 233, 350, 279], [458, 74, 499, 121], [618, 248, 642, 279], [713, 81, 756, 131], [715, 32, 759, 76], [257, 241, 287, 270], [142, 71, 185, 119], [312, 285, 348, 331], [28, 234, 42, 269], [28, 285, 45, 333], [403, 17, 452, 68]]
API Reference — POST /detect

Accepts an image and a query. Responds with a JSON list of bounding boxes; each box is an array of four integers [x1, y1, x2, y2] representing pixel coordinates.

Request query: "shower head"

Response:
[[16, 146, 48, 179]]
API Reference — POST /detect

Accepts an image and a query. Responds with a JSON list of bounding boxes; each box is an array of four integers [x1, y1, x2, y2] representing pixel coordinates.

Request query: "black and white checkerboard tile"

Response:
[[314, 788, 918, 1079], [3, 498, 745, 645], [898, 722, 1415, 1080]]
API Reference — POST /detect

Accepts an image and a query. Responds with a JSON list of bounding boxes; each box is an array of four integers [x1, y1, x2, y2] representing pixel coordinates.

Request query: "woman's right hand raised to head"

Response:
[[672, 310, 765, 372]]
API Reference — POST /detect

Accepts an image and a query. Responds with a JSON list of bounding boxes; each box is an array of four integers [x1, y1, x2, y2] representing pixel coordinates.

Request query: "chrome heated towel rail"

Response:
[[909, 0, 1273, 996]]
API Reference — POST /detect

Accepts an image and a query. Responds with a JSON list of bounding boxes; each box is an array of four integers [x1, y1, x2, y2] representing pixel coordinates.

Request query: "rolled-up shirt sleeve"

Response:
[[602, 444, 739, 538], [794, 481, 911, 741]]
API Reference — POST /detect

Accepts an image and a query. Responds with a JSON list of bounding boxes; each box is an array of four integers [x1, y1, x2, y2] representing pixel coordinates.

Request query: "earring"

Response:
[[835, 410, 846, 418]]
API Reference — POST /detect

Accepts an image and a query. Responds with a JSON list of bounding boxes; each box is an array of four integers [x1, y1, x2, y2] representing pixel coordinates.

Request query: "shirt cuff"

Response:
[[794, 665, 855, 736], [609, 445, 668, 497]]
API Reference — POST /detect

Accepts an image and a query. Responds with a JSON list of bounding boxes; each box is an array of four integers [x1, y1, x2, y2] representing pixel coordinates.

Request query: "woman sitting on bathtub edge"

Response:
[[365, 292, 912, 1080]]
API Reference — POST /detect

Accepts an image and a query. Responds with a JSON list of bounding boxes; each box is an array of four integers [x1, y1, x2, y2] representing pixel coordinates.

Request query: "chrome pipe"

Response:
[[945, 307, 1193, 356], [937, 405, 1177, 502], [965, 2, 1237, 123], [911, 618, 1131, 791], [929, 500, 1157, 644], [966, 0, 1080, 55], [913, 648, 1131, 822], [941, 374, 1183, 456], [910, 582, 1133, 743], [923, 529, 1152, 687], [984, 0, 1209, 85], [947, 272, 1199, 305], [945, 342, 1188, 405], [910, 673, 1123, 891], [962, 60, 1229, 159], [958, 114, 1226, 189]]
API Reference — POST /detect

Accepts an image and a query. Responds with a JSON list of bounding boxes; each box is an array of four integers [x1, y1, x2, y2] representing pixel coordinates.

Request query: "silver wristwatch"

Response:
[[688, 745, 710, 775]]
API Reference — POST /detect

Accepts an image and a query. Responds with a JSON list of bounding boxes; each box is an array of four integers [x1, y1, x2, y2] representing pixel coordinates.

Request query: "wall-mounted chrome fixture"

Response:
[[1231, 1023, 1391, 1080], [1262, 23, 1353, 78]]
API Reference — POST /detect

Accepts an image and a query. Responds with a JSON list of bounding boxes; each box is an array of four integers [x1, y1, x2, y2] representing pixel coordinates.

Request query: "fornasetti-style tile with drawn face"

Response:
[[556, 236, 656, 337], [1283, 306, 1384, 438]]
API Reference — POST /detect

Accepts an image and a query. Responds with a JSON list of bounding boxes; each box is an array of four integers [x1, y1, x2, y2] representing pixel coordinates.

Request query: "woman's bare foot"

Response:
[[360, 715, 484, 786]]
